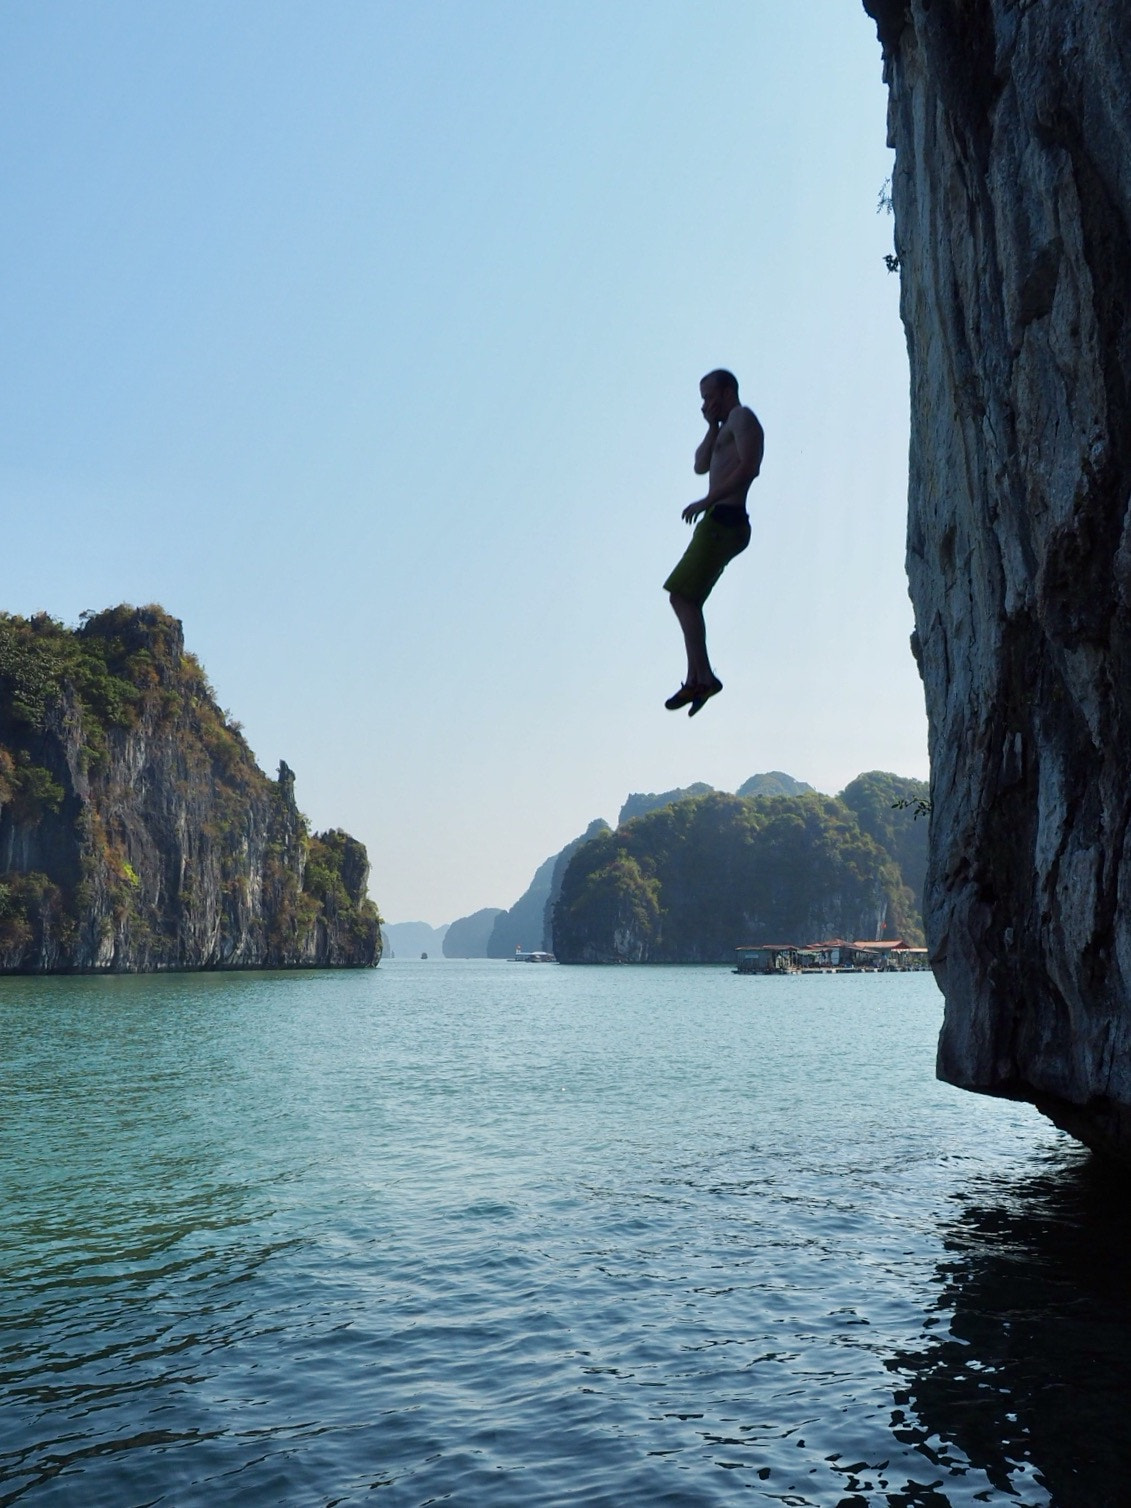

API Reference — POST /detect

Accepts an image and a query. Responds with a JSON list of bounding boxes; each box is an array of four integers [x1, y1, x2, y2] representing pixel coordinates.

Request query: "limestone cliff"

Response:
[[0, 606, 381, 971], [865, 1, 1131, 1155]]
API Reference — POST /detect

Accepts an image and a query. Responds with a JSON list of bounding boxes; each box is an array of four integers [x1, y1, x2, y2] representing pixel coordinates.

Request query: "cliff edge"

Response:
[[866, 0, 1131, 1156], [0, 605, 381, 971]]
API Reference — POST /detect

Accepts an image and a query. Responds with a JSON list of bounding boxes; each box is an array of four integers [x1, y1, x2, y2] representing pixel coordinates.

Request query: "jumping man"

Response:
[[664, 369, 764, 715]]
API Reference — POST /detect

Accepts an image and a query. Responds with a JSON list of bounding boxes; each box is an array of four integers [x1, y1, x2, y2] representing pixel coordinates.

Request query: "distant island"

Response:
[[392, 771, 927, 965], [0, 605, 381, 971], [381, 920, 449, 958], [554, 774, 927, 964], [443, 907, 504, 958]]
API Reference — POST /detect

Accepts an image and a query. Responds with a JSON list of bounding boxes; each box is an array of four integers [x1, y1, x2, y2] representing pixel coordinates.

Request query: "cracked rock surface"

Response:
[[865, 0, 1131, 1157]]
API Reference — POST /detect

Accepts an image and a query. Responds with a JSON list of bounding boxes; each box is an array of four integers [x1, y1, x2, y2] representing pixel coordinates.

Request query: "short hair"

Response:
[[701, 368, 739, 395]]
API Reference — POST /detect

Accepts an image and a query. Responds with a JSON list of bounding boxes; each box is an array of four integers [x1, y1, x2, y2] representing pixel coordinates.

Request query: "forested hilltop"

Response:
[[553, 774, 928, 964], [0, 606, 381, 972]]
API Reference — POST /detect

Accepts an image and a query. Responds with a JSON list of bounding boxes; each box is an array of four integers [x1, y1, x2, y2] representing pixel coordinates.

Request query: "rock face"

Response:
[[0, 606, 381, 971], [866, 1, 1131, 1155]]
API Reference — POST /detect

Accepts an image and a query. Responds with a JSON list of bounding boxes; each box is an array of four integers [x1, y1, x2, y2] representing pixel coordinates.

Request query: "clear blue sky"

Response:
[[1, 1, 921, 925]]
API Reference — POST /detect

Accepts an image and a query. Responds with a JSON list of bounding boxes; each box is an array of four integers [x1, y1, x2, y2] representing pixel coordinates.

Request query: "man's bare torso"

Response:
[[709, 406, 764, 511]]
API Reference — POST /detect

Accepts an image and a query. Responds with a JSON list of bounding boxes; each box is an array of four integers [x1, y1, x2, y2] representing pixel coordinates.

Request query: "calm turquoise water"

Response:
[[0, 962, 1125, 1506]]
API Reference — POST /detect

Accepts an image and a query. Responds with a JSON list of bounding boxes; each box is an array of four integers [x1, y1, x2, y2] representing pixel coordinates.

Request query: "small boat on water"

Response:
[[511, 949, 556, 963]]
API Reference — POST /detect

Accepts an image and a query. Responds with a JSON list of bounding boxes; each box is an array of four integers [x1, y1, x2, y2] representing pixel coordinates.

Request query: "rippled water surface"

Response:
[[1, 963, 1128, 1506]]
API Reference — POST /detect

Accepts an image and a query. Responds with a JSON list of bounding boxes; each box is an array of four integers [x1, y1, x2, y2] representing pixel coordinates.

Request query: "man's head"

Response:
[[700, 368, 739, 422]]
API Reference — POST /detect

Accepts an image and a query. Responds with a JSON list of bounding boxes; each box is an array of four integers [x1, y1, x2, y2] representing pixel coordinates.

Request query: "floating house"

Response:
[[734, 944, 800, 974], [842, 941, 929, 970], [735, 939, 929, 974]]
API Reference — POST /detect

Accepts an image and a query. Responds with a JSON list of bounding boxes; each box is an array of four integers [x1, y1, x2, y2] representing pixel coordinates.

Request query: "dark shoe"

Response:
[[665, 682, 699, 710], [688, 677, 723, 716]]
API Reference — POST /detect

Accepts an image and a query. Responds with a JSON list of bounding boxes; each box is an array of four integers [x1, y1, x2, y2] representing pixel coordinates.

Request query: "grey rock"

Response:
[[867, 0, 1131, 1156]]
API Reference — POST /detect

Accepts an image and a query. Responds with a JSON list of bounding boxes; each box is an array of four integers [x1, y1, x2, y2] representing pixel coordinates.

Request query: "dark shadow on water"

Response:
[[887, 1143, 1131, 1507]]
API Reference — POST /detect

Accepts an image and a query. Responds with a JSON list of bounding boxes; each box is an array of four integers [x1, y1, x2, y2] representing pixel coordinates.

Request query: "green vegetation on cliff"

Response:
[[618, 784, 713, 825], [840, 771, 929, 907], [0, 605, 381, 972], [554, 783, 926, 964]]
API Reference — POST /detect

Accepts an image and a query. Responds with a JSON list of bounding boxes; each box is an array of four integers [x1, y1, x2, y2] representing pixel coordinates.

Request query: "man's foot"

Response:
[[665, 682, 700, 711], [688, 677, 723, 716]]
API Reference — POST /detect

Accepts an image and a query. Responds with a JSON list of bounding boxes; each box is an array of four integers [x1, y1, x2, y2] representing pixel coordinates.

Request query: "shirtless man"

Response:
[[664, 369, 764, 715]]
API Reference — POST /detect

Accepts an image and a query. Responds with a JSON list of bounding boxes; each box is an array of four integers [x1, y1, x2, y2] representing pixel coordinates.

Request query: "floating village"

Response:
[[734, 940, 930, 975]]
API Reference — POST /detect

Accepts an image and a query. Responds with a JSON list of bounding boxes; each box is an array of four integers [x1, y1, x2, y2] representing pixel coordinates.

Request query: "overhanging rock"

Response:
[[864, 0, 1131, 1158]]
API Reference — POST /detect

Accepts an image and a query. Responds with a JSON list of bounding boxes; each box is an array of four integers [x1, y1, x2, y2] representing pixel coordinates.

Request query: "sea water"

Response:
[[0, 962, 1126, 1507]]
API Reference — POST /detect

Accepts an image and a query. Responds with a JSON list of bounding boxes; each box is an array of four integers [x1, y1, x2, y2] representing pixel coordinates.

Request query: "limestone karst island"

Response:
[[0, 606, 381, 971]]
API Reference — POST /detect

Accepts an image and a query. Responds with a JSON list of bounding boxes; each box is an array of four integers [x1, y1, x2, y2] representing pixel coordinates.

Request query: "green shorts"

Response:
[[663, 509, 751, 606]]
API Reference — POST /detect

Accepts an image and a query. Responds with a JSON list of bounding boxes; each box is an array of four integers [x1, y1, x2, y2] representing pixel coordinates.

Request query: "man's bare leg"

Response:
[[669, 592, 717, 689]]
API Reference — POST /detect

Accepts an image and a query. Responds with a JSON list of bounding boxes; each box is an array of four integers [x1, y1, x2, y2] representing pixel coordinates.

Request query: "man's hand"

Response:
[[682, 499, 709, 525], [693, 419, 720, 476]]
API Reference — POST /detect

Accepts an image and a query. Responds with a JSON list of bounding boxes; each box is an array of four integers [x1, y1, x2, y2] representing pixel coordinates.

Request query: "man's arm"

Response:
[[694, 421, 720, 475]]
